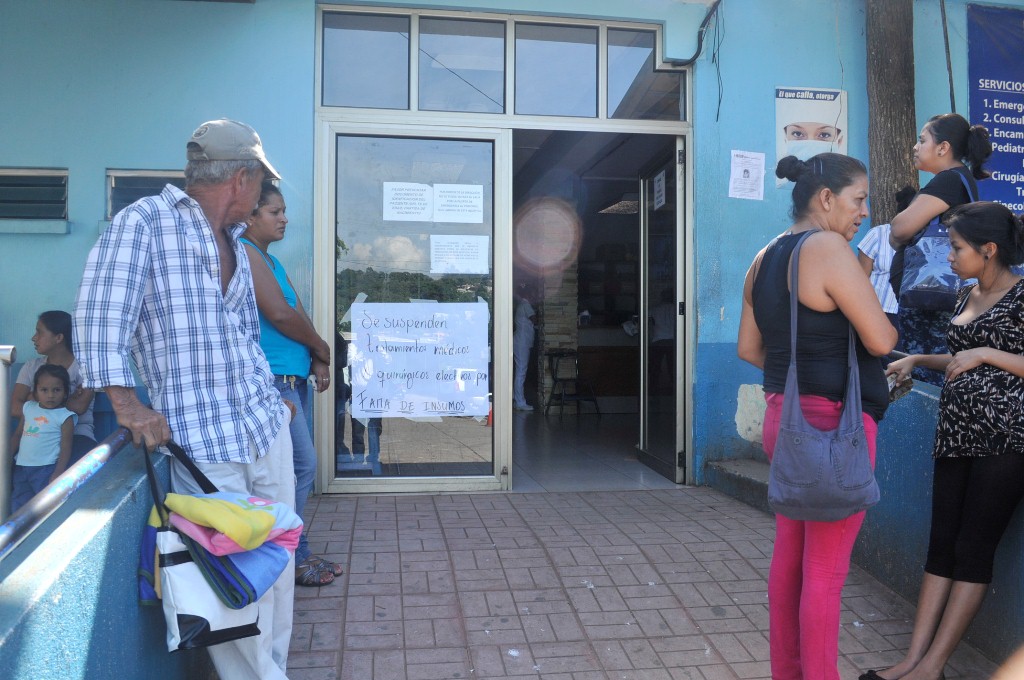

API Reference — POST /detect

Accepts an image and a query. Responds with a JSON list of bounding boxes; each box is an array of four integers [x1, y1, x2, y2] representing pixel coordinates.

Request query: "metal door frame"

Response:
[[637, 137, 690, 484], [313, 121, 513, 494]]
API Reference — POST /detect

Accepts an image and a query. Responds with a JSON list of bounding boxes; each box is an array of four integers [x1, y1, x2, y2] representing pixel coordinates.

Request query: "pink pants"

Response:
[[762, 392, 878, 680]]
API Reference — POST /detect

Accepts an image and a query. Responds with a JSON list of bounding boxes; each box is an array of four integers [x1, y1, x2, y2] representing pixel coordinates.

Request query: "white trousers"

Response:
[[513, 334, 533, 408], [169, 425, 296, 680]]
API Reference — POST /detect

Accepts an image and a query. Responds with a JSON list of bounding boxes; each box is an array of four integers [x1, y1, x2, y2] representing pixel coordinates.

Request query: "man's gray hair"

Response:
[[185, 159, 262, 188]]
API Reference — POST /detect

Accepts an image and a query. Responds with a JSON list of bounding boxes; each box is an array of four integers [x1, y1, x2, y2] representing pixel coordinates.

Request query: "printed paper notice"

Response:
[[430, 235, 489, 274], [729, 150, 765, 201], [383, 182, 433, 222], [433, 184, 484, 223], [653, 171, 666, 210], [349, 302, 490, 418]]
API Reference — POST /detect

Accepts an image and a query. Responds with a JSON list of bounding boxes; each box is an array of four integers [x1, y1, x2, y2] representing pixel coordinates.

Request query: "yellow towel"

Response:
[[164, 493, 275, 552]]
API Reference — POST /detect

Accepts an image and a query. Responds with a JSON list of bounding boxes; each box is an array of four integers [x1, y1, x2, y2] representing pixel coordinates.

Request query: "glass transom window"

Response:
[[608, 29, 682, 121], [323, 13, 410, 109], [320, 9, 686, 122], [514, 23, 597, 117], [419, 18, 505, 114]]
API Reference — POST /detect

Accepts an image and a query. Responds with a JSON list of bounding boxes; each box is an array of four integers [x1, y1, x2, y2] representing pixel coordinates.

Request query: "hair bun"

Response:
[[775, 155, 808, 182]]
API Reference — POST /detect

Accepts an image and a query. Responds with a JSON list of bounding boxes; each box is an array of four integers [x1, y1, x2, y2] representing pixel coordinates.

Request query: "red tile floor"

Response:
[[288, 488, 999, 679]]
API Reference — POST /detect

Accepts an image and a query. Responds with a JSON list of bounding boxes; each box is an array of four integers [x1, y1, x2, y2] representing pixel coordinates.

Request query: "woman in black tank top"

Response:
[[738, 153, 897, 680], [889, 113, 993, 385]]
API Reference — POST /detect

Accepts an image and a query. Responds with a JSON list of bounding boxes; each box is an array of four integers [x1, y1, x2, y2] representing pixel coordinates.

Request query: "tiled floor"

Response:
[[510, 413, 678, 493], [290, 487, 999, 679]]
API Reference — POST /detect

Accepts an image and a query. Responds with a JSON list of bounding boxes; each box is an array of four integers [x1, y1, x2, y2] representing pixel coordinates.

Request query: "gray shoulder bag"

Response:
[[767, 230, 881, 522]]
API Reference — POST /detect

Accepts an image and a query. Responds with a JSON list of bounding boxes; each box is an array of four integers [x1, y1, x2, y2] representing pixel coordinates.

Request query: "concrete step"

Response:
[[704, 457, 771, 515]]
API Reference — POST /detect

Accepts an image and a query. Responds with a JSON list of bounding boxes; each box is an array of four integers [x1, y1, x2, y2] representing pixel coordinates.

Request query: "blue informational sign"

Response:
[[968, 4, 1024, 211]]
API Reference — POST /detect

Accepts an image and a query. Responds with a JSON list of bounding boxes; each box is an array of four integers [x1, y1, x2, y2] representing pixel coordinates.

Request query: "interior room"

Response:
[[510, 129, 680, 491], [330, 129, 680, 490]]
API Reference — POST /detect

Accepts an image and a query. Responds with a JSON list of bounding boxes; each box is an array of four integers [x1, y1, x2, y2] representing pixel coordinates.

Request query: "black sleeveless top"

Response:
[[752, 233, 889, 422]]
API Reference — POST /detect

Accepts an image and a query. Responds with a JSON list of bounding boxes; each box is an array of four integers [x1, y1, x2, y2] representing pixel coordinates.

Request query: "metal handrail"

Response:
[[0, 345, 17, 521], [0, 426, 133, 562]]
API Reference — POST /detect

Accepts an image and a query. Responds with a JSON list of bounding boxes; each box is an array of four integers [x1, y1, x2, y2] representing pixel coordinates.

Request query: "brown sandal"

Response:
[[296, 557, 335, 586], [313, 556, 344, 577]]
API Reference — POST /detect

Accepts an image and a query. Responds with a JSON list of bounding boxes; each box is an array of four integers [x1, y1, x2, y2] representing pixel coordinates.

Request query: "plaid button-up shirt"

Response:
[[74, 184, 285, 464]]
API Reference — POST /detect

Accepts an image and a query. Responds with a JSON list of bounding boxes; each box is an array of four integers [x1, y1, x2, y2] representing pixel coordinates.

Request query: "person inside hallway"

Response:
[[350, 415, 383, 473], [513, 281, 537, 411], [867, 202, 1024, 680], [336, 330, 383, 475], [335, 330, 351, 460], [242, 180, 343, 587], [738, 153, 897, 680], [74, 119, 295, 680], [11, 311, 96, 464], [888, 113, 992, 384], [649, 287, 676, 395]]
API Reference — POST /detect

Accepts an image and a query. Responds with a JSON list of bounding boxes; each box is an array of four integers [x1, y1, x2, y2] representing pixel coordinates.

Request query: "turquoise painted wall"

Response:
[[0, 0, 317, 367], [691, 0, 873, 476], [0, 450, 212, 679], [692, 0, 1024, 662], [693, 0, 1024, 477]]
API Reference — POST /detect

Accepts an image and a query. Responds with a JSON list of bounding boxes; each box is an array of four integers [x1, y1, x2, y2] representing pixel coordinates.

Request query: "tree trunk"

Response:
[[865, 0, 919, 224]]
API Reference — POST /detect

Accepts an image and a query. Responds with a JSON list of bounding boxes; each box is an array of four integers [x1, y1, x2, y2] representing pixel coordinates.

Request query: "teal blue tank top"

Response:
[[241, 238, 311, 376]]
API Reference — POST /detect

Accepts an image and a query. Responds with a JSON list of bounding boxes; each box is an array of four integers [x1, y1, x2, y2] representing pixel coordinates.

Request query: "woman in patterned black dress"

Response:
[[862, 202, 1024, 680]]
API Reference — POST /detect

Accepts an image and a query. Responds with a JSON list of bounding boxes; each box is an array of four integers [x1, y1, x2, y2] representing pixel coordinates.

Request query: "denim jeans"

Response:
[[336, 395, 382, 475], [10, 463, 56, 514], [335, 392, 350, 456], [274, 376, 316, 563], [351, 418, 381, 459]]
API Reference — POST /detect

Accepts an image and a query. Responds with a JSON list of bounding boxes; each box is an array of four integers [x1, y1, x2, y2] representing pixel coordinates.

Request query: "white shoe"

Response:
[[514, 403, 534, 411]]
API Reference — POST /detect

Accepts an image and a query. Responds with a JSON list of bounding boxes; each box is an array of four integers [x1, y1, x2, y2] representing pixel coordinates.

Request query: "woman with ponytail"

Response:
[[739, 153, 897, 680], [889, 114, 993, 383], [867, 203, 1024, 680]]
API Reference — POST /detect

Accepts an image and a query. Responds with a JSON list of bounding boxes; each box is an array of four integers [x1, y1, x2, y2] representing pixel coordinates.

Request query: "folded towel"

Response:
[[164, 492, 302, 555], [181, 533, 290, 608], [139, 492, 301, 609]]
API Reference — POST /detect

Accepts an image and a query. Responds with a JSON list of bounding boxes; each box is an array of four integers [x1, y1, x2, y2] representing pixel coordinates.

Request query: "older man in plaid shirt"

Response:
[[74, 120, 296, 680]]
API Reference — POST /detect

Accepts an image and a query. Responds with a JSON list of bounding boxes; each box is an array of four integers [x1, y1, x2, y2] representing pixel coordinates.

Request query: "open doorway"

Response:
[[510, 130, 683, 491]]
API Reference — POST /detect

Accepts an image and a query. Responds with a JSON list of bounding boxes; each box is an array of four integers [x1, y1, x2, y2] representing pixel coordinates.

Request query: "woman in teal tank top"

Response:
[[242, 181, 340, 587]]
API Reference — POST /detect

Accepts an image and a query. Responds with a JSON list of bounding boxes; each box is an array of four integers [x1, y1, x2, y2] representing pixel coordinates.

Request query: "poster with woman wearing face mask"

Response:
[[775, 87, 848, 186]]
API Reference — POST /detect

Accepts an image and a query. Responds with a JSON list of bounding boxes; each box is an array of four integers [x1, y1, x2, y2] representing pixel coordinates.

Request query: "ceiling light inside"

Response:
[[598, 192, 639, 214]]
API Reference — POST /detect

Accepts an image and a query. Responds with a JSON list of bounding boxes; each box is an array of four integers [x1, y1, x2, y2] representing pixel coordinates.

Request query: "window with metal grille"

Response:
[[0, 170, 68, 220], [107, 171, 186, 220]]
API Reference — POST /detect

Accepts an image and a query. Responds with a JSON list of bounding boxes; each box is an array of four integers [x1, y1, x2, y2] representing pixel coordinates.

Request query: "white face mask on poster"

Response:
[[785, 139, 836, 161]]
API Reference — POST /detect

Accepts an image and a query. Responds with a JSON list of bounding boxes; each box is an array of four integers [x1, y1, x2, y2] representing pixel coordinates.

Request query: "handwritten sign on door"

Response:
[[349, 302, 490, 418]]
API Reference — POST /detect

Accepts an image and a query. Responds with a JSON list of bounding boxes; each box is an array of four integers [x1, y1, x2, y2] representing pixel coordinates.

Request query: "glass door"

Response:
[[638, 148, 685, 482], [319, 126, 511, 493]]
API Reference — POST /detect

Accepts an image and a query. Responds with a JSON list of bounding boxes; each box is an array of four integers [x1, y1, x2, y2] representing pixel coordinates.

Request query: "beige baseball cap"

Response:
[[186, 119, 280, 180]]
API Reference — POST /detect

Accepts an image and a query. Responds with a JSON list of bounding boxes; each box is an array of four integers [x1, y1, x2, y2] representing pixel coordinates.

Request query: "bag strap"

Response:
[[785, 229, 861, 424], [143, 446, 171, 526], [787, 230, 820, 365], [954, 167, 977, 203], [163, 441, 219, 495], [142, 441, 220, 527]]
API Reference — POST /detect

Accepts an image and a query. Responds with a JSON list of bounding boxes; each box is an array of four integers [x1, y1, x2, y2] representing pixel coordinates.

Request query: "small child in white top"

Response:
[[9, 364, 77, 514]]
